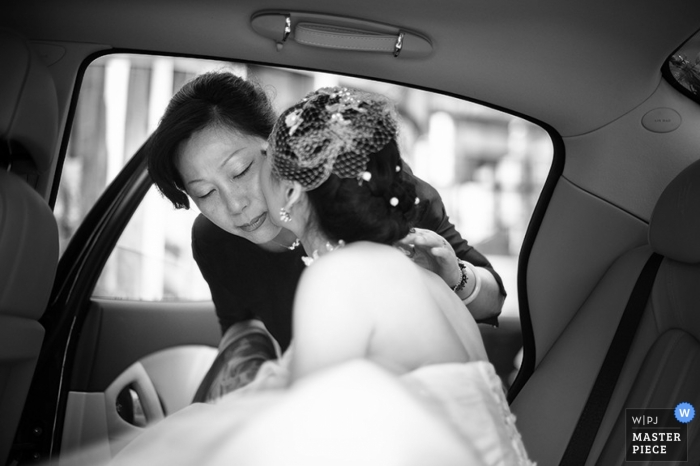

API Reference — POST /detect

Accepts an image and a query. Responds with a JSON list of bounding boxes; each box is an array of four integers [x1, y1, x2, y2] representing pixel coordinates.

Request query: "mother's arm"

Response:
[[398, 227, 505, 323], [404, 170, 506, 325]]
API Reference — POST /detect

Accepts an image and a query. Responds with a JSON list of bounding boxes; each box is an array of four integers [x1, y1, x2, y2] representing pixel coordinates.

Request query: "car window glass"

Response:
[[666, 29, 700, 103], [56, 54, 553, 306], [92, 185, 212, 301]]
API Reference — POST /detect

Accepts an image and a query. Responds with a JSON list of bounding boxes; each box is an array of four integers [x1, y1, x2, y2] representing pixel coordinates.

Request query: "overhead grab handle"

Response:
[[251, 11, 432, 58], [295, 24, 405, 57]]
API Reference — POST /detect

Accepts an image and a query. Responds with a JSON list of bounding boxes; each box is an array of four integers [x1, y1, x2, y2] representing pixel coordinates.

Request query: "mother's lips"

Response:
[[238, 212, 267, 232]]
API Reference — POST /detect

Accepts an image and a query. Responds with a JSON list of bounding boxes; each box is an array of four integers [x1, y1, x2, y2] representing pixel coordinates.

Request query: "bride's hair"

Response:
[[306, 140, 422, 245], [268, 86, 423, 245]]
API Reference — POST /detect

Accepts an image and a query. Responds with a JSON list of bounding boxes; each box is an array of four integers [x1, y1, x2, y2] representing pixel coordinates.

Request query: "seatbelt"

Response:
[[559, 252, 663, 466]]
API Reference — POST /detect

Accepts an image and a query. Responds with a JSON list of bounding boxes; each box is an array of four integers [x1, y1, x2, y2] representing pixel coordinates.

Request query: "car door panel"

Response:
[[69, 299, 220, 392], [60, 298, 220, 462]]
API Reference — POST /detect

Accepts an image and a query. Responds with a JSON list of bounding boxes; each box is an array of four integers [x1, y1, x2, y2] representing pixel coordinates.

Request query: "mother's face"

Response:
[[175, 125, 282, 244]]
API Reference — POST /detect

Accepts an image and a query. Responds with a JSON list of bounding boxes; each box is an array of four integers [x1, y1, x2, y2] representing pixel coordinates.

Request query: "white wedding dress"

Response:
[[110, 306, 535, 466], [109, 355, 533, 466]]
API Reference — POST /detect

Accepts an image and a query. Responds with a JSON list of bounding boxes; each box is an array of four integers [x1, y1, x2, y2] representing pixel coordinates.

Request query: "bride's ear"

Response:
[[283, 181, 305, 211]]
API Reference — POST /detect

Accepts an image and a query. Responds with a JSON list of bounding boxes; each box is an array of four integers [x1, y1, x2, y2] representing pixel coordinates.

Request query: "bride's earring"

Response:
[[279, 207, 292, 223]]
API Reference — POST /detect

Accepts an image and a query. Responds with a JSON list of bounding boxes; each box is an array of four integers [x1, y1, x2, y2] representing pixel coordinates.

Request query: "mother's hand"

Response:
[[395, 228, 505, 323], [394, 228, 462, 289]]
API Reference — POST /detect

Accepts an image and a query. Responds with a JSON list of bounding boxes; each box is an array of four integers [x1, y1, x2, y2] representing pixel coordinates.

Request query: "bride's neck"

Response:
[[258, 227, 299, 252], [300, 228, 332, 258], [273, 208, 343, 258], [299, 227, 346, 266]]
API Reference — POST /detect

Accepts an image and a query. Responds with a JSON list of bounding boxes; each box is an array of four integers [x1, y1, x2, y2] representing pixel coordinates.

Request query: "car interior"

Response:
[[1, 0, 699, 465]]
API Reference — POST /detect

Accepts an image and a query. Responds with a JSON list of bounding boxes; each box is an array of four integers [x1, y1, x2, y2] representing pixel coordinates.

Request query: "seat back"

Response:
[[0, 28, 60, 465], [511, 159, 700, 465]]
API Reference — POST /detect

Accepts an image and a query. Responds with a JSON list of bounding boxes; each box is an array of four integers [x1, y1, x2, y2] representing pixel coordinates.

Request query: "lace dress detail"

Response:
[[479, 363, 533, 464], [401, 361, 535, 466]]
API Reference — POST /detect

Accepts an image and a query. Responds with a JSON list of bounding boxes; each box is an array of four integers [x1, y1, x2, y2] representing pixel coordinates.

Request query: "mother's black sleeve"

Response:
[[408, 171, 507, 306]]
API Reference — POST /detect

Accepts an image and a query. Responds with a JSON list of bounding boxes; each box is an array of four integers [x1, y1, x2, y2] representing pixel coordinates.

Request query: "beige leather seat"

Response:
[[511, 158, 700, 465], [0, 28, 60, 464]]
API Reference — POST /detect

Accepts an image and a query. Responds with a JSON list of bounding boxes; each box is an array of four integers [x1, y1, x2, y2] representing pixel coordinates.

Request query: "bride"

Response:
[[260, 87, 488, 381], [110, 88, 533, 466]]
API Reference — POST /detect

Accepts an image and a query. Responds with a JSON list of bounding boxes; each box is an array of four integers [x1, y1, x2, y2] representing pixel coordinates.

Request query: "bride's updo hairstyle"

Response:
[[268, 87, 422, 245]]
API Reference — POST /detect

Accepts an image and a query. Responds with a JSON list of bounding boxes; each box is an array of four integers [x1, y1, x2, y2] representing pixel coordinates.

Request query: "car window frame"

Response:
[[19, 49, 565, 461]]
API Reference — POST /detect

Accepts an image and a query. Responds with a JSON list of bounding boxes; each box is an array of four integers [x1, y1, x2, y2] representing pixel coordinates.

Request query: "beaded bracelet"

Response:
[[452, 259, 468, 293]]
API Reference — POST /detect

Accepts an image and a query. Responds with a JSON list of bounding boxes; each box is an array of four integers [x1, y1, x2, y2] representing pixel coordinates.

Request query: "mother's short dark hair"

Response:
[[147, 71, 277, 209]]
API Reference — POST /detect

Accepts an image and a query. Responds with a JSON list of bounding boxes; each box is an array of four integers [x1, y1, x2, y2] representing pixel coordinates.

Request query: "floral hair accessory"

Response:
[[268, 87, 399, 190]]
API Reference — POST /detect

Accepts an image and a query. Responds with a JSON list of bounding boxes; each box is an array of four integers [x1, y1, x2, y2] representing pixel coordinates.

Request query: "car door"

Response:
[[10, 56, 226, 465], [11, 140, 223, 464]]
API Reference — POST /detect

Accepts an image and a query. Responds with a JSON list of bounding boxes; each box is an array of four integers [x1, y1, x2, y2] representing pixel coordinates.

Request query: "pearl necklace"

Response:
[[271, 238, 300, 250], [301, 240, 346, 266]]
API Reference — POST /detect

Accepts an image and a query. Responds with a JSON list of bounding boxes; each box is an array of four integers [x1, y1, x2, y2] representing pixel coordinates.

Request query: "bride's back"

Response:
[[290, 241, 488, 381]]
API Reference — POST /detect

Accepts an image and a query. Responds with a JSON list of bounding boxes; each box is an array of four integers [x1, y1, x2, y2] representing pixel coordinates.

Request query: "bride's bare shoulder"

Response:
[[298, 242, 417, 294], [311, 242, 410, 274]]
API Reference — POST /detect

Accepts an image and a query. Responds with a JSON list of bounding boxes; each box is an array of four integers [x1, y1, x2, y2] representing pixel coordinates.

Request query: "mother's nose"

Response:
[[221, 187, 249, 215]]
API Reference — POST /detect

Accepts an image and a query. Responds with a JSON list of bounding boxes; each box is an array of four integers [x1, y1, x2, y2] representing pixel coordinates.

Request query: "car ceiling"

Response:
[[3, 0, 700, 139]]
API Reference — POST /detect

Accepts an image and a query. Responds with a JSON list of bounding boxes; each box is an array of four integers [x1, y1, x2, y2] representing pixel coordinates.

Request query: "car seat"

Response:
[[511, 158, 700, 465], [0, 28, 60, 465]]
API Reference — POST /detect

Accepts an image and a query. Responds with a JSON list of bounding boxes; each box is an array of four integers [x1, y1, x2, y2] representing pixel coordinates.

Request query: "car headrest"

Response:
[[0, 28, 59, 174], [0, 170, 59, 319], [648, 158, 700, 264]]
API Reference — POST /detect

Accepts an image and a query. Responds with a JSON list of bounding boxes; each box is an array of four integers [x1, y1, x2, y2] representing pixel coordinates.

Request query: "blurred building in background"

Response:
[[55, 55, 552, 317]]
